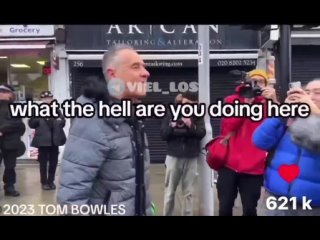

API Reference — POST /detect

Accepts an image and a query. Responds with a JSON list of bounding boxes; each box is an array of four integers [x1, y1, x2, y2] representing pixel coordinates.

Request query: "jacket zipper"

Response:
[[288, 147, 302, 195], [130, 125, 137, 168], [104, 190, 111, 206]]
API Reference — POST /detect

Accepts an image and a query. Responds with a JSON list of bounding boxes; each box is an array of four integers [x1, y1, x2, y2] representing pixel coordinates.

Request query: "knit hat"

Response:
[[40, 91, 53, 99], [247, 69, 268, 84]]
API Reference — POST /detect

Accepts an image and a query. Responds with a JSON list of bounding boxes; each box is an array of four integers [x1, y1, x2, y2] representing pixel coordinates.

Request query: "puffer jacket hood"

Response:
[[289, 115, 320, 153]]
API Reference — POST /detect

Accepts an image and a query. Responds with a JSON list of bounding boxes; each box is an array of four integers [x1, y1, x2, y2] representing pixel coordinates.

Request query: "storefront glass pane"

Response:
[[0, 48, 50, 101], [0, 48, 51, 162]]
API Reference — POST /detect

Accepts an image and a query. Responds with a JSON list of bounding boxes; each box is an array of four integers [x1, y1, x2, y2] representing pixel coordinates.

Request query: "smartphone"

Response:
[[289, 81, 301, 90]]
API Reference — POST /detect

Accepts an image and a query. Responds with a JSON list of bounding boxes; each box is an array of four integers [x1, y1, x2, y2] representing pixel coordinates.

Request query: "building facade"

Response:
[[61, 25, 260, 163], [291, 28, 320, 85], [4, 25, 318, 164], [260, 25, 320, 88]]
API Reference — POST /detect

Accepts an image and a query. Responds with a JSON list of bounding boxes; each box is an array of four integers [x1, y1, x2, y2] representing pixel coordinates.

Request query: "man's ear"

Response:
[[107, 68, 115, 79]]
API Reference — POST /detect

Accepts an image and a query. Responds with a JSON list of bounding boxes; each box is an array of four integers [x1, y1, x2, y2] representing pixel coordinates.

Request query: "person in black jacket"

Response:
[[28, 91, 66, 190], [0, 84, 26, 197], [161, 91, 206, 216]]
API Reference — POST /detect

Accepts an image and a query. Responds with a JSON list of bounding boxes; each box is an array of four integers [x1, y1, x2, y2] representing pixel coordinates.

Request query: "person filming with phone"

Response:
[[253, 79, 320, 216], [216, 69, 279, 216]]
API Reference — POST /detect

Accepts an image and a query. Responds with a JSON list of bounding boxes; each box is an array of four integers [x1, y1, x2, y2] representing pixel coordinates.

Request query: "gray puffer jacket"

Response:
[[57, 96, 152, 216]]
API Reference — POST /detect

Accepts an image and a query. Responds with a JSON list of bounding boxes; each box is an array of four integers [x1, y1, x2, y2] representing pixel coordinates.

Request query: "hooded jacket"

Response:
[[253, 116, 320, 207], [220, 85, 267, 175], [57, 79, 152, 215]]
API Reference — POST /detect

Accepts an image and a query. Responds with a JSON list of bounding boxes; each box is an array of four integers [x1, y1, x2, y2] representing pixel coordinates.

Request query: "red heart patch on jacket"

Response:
[[278, 164, 300, 183]]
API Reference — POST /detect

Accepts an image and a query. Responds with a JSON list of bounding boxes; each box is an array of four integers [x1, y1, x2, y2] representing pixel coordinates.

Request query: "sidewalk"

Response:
[[0, 164, 266, 216], [149, 164, 266, 216]]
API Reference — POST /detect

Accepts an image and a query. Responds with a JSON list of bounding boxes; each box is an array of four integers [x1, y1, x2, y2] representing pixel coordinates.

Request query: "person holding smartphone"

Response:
[[253, 79, 320, 216]]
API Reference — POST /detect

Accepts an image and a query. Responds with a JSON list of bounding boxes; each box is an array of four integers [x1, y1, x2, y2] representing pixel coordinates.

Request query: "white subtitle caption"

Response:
[[9, 99, 311, 121]]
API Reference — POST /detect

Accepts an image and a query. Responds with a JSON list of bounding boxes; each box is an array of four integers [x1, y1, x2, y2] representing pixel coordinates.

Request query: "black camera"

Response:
[[230, 70, 263, 98], [238, 82, 262, 98]]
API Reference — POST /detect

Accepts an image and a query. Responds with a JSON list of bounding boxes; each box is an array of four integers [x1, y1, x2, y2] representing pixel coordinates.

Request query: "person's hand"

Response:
[[284, 89, 303, 104], [261, 86, 278, 103], [286, 88, 320, 115], [287, 88, 311, 104], [284, 94, 296, 104], [182, 118, 192, 128], [171, 122, 177, 128], [244, 98, 255, 104]]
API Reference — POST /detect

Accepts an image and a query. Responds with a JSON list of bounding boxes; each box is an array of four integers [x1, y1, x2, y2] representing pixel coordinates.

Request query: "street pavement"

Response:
[[0, 164, 267, 216]]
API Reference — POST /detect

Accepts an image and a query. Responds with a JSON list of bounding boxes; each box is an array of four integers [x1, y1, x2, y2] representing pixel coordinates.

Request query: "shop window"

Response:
[[0, 56, 8, 85], [0, 49, 50, 101]]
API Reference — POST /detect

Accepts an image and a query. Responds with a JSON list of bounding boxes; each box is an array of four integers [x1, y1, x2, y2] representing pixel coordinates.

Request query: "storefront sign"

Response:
[[66, 25, 260, 51], [0, 25, 55, 37], [69, 58, 257, 68]]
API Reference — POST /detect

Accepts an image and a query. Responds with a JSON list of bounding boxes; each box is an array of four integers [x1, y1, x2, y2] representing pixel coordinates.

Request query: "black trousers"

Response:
[[217, 167, 263, 216], [38, 146, 59, 184], [0, 149, 17, 188]]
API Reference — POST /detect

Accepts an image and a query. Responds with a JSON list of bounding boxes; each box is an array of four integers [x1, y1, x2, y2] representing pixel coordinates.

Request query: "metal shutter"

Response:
[[292, 46, 320, 85]]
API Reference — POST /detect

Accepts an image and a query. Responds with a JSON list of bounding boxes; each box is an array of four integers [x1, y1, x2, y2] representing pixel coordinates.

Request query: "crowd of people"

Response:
[[1, 43, 320, 216]]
